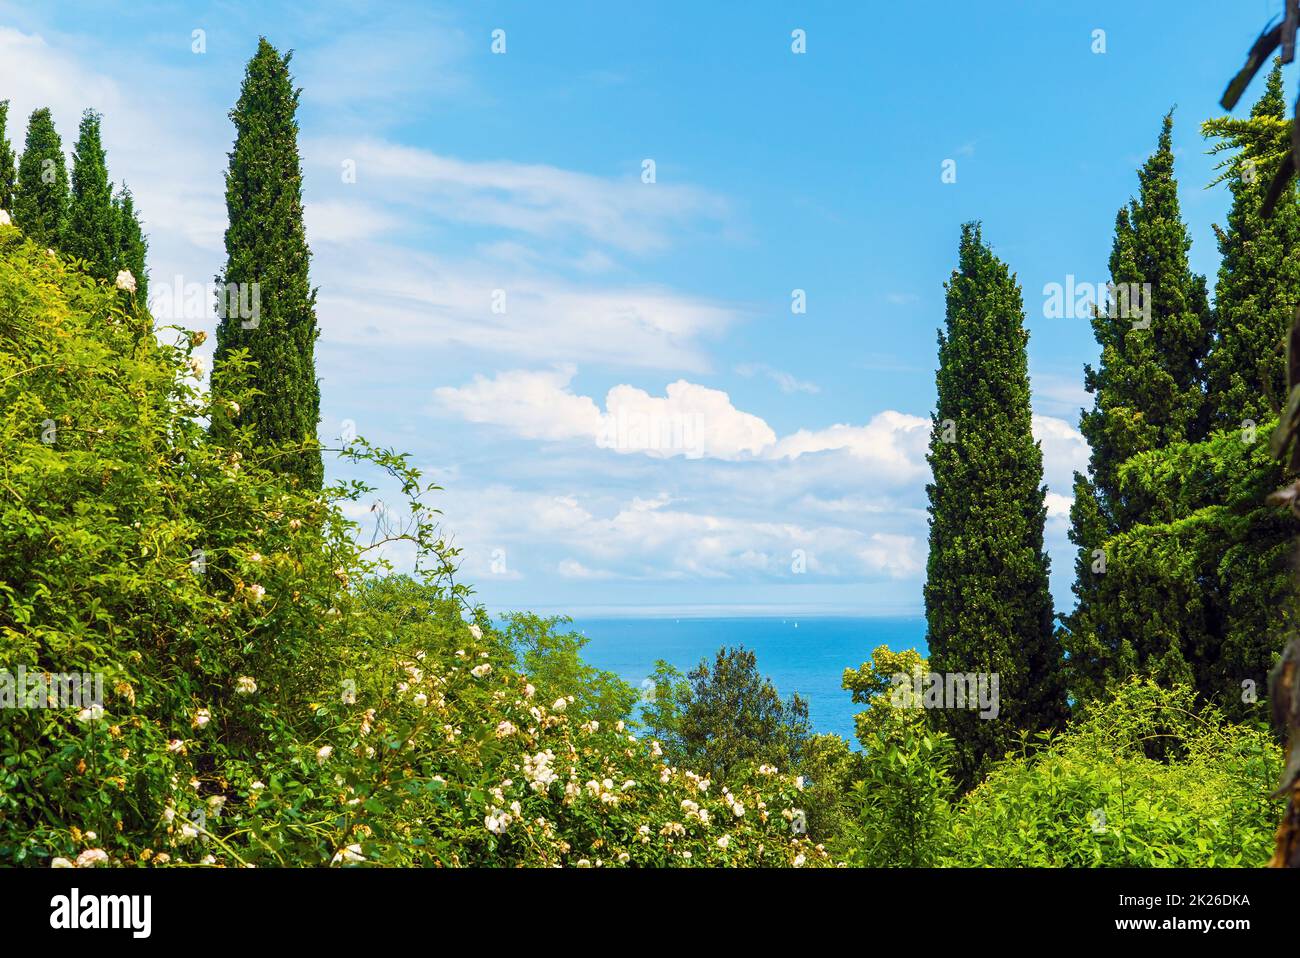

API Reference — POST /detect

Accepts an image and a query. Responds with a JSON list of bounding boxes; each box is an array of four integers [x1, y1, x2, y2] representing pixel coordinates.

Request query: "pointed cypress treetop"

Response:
[[925, 221, 1062, 786], [66, 109, 118, 279], [1076, 110, 1212, 529], [14, 107, 69, 247], [212, 37, 322, 491], [0, 100, 16, 212], [1204, 60, 1300, 427], [112, 184, 149, 304], [1251, 58, 1286, 120]]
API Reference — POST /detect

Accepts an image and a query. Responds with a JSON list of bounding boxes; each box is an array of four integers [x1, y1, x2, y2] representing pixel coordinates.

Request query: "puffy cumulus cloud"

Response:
[[432, 366, 603, 441], [1044, 491, 1073, 520], [766, 412, 931, 481], [431, 368, 775, 459], [600, 380, 775, 459], [431, 367, 930, 477]]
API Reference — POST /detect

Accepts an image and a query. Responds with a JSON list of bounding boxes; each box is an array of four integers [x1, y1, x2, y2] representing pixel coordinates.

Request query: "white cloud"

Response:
[[1032, 413, 1090, 496], [768, 412, 931, 480], [316, 244, 736, 371], [432, 368, 930, 474], [432, 366, 602, 441], [441, 485, 923, 583], [1044, 491, 1073, 519], [734, 362, 820, 394], [304, 138, 732, 254]]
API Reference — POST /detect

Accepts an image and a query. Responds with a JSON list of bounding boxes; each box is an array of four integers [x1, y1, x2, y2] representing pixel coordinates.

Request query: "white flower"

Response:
[[524, 683, 536, 698], [248, 552, 263, 564], [331, 843, 365, 865], [731, 803, 745, 818], [51, 857, 74, 868], [188, 356, 205, 379], [75, 704, 105, 723], [758, 764, 778, 775], [249, 781, 266, 792], [167, 739, 186, 754], [468, 623, 483, 640], [193, 708, 211, 729], [179, 823, 199, 841], [495, 720, 517, 738], [227, 400, 241, 416], [471, 663, 492, 678], [412, 692, 428, 708], [618, 852, 630, 863], [650, 740, 663, 758], [75, 849, 109, 868], [341, 686, 356, 705], [485, 809, 511, 835], [716, 835, 730, 850], [793, 853, 806, 868], [114, 269, 137, 293], [246, 583, 265, 603], [200, 855, 216, 865], [316, 745, 333, 764], [235, 676, 257, 695], [551, 697, 567, 713], [0, 209, 11, 226], [794, 775, 805, 791]]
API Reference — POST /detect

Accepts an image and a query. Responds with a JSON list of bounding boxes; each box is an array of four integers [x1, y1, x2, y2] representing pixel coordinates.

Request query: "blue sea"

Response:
[[569, 616, 928, 744]]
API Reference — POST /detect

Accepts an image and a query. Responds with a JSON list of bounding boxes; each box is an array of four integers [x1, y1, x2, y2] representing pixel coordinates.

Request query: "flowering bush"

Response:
[[0, 223, 825, 868]]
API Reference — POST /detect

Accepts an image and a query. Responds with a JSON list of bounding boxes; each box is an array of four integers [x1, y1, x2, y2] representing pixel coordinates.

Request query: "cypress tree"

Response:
[[924, 222, 1063, 786], [13, 108, 69, 247], [1063, 73, 1300, 722], [112, 185, 148, 303], [65, 110, 118, 279], [0, 100, 16, 211], [211, 37, 322, 491], [1064, 112, 1213, 705], [1204, 61, 1300, 428]]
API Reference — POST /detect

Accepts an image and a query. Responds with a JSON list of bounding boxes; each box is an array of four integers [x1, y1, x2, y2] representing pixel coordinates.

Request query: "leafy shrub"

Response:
[[943, 679, 1282, 866], [0, 224, 826, 868]]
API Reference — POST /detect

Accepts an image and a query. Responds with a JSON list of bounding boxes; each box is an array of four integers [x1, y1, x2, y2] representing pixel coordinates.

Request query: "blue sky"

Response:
[[0, 0, 1285, 615]]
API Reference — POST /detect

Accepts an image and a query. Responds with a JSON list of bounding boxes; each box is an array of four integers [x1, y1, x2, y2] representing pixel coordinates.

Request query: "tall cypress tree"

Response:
[[925, 222, 1063, 786], [13, 108, 69, 247], [0, 100, 16, 211], [112, 185, 148, 303], [1205, 61, 1300, 428], [1064, 112, 1214, 704], [211, 38, 322, 490], [65, 110, 118, 279]]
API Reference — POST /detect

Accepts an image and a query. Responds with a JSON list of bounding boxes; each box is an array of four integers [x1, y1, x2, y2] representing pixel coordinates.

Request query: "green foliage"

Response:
[[794, 732, 865, 844], [111, 186, 148, 305], [496, 611, 638, 725], [926, 222, 1063, 785], [1065, 95, 1298, 715], [13, 107, 69, 248], [1066, 112, 1217, 706], [212, 38, 322, 491], [0, 224, 825, 868], [1203, 61, 1300, 428], [643, 646, 810, 785], [843, 645, 929, 747], [65, 111, 118, 282], [840, 725, 955, 867], [945, 680, 1282, 866], [0, 100, 15, 211]]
